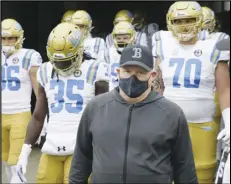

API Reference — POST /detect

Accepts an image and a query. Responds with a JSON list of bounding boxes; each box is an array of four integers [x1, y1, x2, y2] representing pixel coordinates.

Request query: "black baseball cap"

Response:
[[119, 44, 154, 71], [216, 38, 230, 51]]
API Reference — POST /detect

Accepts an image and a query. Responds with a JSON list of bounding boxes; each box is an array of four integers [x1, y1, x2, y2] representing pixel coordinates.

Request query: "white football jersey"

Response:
[[198, 30, 229, 41], [101, 47, 121, 91], [2, 48, 42, 114], [105, 31, 148, 49], [37, 60, 109, 155], [153, 34, 230, 123], [84, 35, 105, 59]]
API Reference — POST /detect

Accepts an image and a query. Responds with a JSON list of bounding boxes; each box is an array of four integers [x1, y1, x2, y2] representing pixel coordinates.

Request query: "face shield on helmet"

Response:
[[1, 19, 24, 56], [46, 22, 85, 77], [71, 10, 93, 38], [113, 10, 134, 25], [166, 1, 203, 42], [112, 21, 135, 52], [201, 7, 216, 33], [61, 10, 76, 23]]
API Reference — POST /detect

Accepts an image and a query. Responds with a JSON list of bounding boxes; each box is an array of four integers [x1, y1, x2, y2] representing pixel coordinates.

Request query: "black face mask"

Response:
[[119, 75, 150, 98]]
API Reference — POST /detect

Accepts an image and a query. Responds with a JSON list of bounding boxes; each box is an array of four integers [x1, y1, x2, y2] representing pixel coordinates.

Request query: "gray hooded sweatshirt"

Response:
[[69, 88, 198, 184]]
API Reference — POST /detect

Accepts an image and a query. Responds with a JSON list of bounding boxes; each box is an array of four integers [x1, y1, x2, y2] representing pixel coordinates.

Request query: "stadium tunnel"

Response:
[[1, 1, 230, 112]]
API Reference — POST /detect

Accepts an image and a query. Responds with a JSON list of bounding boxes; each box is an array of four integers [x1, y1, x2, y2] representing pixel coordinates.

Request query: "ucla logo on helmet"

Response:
[[68, 29, 81, 48], [15, 22, 23, 31]]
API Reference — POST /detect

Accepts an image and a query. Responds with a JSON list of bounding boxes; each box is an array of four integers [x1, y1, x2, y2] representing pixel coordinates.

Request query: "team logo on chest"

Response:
[[194, 49, 202, 57], [74, 70, 82, 78], [12, 57, 19, 64]]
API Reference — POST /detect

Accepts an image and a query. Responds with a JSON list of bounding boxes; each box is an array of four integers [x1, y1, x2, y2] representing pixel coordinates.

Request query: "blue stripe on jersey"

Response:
[[22, 50, 35, 70], [210, 33, 227, 64], [104, 49, 110, 64], [94, 38, 100, 54], [87, 62, 100, 84], [109, 34, 113, 47], [92, 63, 100, 84], [156, 39, 164, 60]]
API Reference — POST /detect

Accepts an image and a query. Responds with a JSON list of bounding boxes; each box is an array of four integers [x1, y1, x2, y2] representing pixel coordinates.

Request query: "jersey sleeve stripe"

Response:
[[156, 39, 164, 60], [94, 38, 100, 54], [104, 49, 110, 64], [210, 33, 227, 64], [22, 50, 34, 70], [87, 62, 100, 84]]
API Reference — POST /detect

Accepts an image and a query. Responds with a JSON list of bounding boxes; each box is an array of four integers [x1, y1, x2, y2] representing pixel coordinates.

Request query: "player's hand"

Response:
[[16, 144, 32, 175], [217, 128, 230, 146]]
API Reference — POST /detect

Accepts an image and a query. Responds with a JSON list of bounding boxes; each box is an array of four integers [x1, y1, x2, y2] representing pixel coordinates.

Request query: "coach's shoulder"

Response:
[[156, 96, 185, 118], [87, 90, 114, 110]]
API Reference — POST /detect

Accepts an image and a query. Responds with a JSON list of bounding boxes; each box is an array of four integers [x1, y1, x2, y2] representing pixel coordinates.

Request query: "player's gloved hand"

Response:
[[217, 108, 230, 145], [15, 144, 32, 182]]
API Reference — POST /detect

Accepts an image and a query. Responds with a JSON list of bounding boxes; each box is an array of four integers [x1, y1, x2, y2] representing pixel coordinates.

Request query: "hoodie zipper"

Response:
[[122, 105, 134, 184]]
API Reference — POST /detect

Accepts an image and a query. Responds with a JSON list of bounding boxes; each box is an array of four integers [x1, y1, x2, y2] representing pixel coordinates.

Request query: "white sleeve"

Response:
[[105, 34, 113, 48], [94, 61, 110, 83], [36, 63, 48, 87], [28, 51, 42, 70]]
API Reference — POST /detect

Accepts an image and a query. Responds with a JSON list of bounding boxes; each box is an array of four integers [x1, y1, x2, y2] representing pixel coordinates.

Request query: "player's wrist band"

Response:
[[222, 107, 230, 127]]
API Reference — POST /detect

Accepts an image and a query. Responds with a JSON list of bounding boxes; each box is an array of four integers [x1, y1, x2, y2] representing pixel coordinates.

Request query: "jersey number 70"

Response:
[[169, 58, 202, 88]]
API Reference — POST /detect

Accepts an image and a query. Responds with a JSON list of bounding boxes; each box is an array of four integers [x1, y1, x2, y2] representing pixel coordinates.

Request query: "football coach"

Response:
[[69, 45, 198, 184]]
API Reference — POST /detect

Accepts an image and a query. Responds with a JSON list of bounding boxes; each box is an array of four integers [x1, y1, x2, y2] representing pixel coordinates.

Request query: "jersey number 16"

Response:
[[2, 66, 21, 91]]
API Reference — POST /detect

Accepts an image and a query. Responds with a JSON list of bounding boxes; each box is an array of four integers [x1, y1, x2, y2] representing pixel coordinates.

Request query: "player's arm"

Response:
[[215, 60, 230, 144], [16, 83, 48, 177], [94, 62, 109, 96], [153, 57, 165, 95], [29, 51, 43, 97], [29, 66, 40, 97], [24, 84, 48, 145]]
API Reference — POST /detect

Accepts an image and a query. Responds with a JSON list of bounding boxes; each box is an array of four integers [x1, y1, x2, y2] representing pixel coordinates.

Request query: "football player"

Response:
[[152, 2, 230, 183], [200, 6, 230, 164], [1, 18, 42, 183], [61, 10, 76, 23], [132, 9, 159, 49], [101, 21, 136, 91], [105, 10, 148, 48], [71, 10, 106, 59], [14, 22, 109, 183]]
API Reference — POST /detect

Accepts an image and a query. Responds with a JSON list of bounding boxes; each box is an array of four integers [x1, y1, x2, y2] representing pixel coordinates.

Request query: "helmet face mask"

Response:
[[171, 18, 199, 41], [1, 19, 24, 55], [47, 22, 84, 77], [115, 34, 131, 48], [112, 22, 135, 52], [167, 1, 203, 42], [51, 50, 84, 77]]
